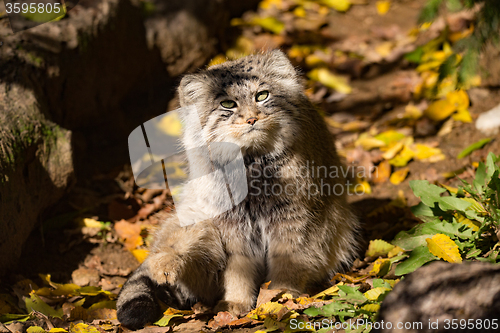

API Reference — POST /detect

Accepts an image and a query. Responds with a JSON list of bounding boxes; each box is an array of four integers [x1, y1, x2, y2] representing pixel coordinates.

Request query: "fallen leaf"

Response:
[[208, 312, 236, 329], [364, 287, 390, 300], [366, 239, 395, 257], [308, 68, 352, 94], [457, 138, 492, 159], [132, 249, 149, 263], [114, 220, 143, 251], [319, 0, 351, 12], [376, 0, 390, 15], [426, 234, 462, 263], [390, 167, 409, 185], [372, 160, 391, 184], [424, 99, 456, 121]]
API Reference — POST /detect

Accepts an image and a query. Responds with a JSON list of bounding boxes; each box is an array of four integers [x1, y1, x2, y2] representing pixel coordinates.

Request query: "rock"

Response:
[[476, 103, 500, 135], [0, 0, 259, 274], [376, 261, 500, 333], [72, 267, 101, 286]]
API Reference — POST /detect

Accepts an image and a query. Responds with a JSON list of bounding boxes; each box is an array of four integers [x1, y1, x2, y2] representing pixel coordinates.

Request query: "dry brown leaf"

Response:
[[114, 220, 142, 251]]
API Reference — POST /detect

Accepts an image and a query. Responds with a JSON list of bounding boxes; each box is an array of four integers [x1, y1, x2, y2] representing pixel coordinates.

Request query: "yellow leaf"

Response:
[[76, 218, 102, 228], [461, 197, 488, 214], [132, 249, 149, 263], [49, 329, 68, 333], [249, 17, 285, 35], [157, 111, 182, 137], [69, 323, 100, 333], [293, 6, 307, 17], [27, 327, 46, 333], [387, 246, 404, 258], [259, 0, 283, 10], [382, 141, 404, 160], [389, 167, 409, 185], [355, 133, 386, 150], [447, 90, 469, 110], [374, 130, 406, 145], [208, 54, 227, 67], [364, 287, 390, 301], [370, 258, 391, 276], [349, 179, 371, 195], [389, 145, 414, 167], [384, 279, 400, 288], [426, 234, 462, 263], [424, 99, 456, 121], [341, 120, 369, 132], [376, 0, 390, 15], [308, 68, 352, 94], [366, 239, 395, 257], [163, 308, 193, 316], [305, 54, 328, 68], [312, 285, 339, 298], [454, 213, 480, 232], [452, 108, 472, 123], [440, 183, 458, 194], [403, 103, 423, 120], [247, 302, 284, 320], [361, 303, 380, 312], [319, 0, 351, 12], [413, 144, 443, 160]]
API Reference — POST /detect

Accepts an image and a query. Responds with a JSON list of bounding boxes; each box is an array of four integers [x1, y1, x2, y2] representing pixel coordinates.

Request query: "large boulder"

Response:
[[376, 261, 500, 333], [0, 0, 259, 274]]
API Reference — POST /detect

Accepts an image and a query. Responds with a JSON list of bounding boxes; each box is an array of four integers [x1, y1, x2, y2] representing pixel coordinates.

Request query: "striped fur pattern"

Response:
[[117, 50, 360, 329]]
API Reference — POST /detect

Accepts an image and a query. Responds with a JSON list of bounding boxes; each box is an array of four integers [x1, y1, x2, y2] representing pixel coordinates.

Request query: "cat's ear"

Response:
[[178, 74, 205, 107], [265, 50, 298, 78]]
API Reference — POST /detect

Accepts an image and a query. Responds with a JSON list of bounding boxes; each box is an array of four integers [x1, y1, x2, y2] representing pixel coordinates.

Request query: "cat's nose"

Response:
[[246, 117, 258, 125]]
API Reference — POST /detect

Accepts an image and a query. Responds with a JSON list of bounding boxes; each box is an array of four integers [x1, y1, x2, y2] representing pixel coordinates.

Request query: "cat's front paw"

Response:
[[144, 252, 182, 285], [213, 300, 252, 317]]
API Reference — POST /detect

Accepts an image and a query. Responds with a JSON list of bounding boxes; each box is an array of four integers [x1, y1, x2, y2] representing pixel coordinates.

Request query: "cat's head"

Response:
[[178, 50, 307, 156]]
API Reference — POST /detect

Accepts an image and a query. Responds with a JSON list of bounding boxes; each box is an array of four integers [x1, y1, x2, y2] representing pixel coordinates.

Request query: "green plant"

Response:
[[392, 152, 500, 276]]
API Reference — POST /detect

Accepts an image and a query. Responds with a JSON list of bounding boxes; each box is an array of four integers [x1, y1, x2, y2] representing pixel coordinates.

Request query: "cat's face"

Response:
[[178, 51, 305, 156]]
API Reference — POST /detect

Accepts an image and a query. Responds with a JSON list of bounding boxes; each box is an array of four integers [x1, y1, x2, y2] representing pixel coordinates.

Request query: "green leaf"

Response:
[[411, 202, 436, 217], [372, 279, 392, 289], [25, 293, 63, 319], [366, 239, 395, 257], [0, 313, 32, 324], [392, 220, 469, 250], [410, 180, 446, 207], [304, 301, 356, 318], [338, 285, 367, 304], [154, 314, 183, 327], [405, 47, 424, 63], [27, 327, 46, 333], [457, 138, 492, 159], [419, 0, 444, 23], [410, 180, 472, 212], [485, 152, 498, 181], [395, 245, 438, 276]]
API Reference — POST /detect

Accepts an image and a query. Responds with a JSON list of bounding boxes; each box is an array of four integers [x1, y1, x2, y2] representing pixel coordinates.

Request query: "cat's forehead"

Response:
[[204, 62, 267, 97]]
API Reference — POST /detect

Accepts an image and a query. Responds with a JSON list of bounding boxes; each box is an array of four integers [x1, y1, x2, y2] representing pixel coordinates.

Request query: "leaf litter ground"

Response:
[[2, 0, 500, 332]]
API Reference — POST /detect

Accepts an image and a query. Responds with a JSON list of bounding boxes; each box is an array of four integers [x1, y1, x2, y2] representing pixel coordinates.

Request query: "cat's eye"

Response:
[[256, 91, 269, 102], [221, 100, 237, 109]]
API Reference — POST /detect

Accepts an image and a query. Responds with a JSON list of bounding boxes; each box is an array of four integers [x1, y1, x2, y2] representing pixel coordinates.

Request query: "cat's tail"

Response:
[[116, 264, 162, 330]]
